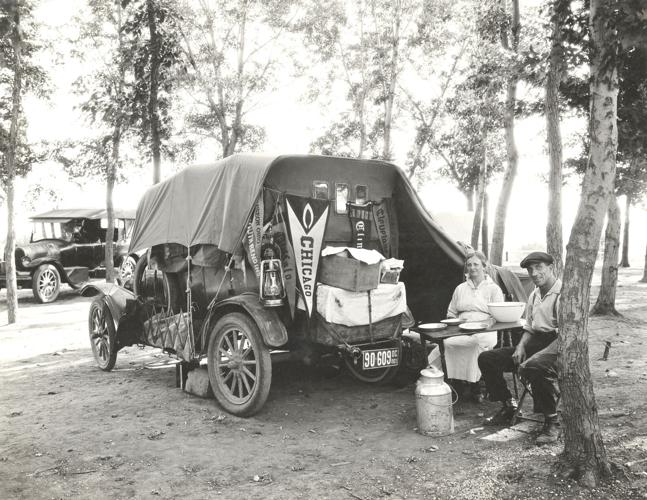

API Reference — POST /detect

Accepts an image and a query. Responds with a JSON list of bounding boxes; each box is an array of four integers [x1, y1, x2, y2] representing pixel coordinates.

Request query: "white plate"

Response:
[[459, 321, 490, 332], [440, 318, 464, 325], [418, 323, 448, 332]]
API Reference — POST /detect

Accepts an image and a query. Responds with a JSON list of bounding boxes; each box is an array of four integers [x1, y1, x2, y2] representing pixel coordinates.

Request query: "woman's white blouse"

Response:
[[446, 276, 504, 321]]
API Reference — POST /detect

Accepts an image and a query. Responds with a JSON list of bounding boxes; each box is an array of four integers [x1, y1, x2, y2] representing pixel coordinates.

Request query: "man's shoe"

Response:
[[536, 417, 560, 445], [483, 400, 517, 426]]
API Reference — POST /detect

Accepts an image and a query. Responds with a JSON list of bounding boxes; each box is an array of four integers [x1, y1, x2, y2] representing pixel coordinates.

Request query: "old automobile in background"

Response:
[[0, 208, 136, 303], [83, 154, 469, 417]]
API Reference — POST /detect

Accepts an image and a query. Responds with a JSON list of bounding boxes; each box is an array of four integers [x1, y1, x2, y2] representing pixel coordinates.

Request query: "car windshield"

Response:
[[31, 221, 74, 242]]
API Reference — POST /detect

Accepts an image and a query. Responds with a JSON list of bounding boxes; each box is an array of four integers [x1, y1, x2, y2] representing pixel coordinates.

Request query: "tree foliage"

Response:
[[0, 0, 47, 191], [300, 0, 432, 160], [0, 0, 48, 323], [177, 0, 295, 158], [122, 0, 185, 180]]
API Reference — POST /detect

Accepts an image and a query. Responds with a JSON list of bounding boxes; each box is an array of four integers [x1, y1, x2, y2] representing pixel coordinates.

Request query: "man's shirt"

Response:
[[523, 278, 562, 334]]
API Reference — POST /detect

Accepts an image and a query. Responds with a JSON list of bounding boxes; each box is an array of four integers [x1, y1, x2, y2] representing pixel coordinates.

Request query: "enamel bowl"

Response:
[[487, 302, 525, 323]]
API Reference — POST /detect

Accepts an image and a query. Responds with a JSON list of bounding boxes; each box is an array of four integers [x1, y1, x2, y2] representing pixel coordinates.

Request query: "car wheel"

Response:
[[343, 340, 401, 384], [132, 254, 182, 312], [118, 255, 137, 289], [32, 264, 61, 303], [132, 254, 149, 297], [207, 312, 272, 417], [88, 297, 118, 371]]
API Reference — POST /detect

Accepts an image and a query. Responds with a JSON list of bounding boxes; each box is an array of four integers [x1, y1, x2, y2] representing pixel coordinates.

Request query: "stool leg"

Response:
[[512, 370, 519, 400], [511, 387, 528, 425]]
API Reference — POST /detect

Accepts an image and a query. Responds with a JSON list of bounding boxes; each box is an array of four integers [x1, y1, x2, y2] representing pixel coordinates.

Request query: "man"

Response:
[[477, 251, 561, 445]]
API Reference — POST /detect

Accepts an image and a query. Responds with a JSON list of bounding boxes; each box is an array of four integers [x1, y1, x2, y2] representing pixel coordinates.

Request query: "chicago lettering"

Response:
[[300, 236, 314, 296]]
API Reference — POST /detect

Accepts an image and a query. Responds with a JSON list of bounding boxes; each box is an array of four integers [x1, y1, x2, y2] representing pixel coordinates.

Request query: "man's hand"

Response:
[[512, 345, 526, 366]]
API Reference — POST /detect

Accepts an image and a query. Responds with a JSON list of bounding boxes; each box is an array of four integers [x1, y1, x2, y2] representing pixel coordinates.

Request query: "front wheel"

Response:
[[343, 341, 402, 384], [207, 312, 272, 417], [88, 298, 118, 371], [32, 264, 61, 303]]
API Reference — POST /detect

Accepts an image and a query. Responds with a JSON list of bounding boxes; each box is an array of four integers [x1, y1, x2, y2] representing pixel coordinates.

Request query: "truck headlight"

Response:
[[21, 256, 31, 266]]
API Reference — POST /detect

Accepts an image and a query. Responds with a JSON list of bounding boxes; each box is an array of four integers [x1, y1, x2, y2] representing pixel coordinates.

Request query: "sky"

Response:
[[4, 0, 646, 267]]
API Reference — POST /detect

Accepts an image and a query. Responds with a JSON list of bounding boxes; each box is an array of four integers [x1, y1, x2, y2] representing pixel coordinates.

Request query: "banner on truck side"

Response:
[[243, 195, 264, 278], [372, 198, 398, 258], [348, 202, 373, 249], [285, 195, 329, 317], [271, 198, 297, 318]]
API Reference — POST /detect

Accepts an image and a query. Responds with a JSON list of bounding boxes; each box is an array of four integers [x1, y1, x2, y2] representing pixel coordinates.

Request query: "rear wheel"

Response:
[[343, 340, 402, 384], [32, 264, 61, 303], [88, 298, 117, 371], [207, 312, 272, 417]]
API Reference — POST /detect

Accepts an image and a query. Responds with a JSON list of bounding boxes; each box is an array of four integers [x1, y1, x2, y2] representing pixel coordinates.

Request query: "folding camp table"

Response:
[[414, 320, 525, 376]]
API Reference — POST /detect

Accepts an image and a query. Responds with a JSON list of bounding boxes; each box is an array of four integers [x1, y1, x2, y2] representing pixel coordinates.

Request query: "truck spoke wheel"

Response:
[[88, 298, 117, 371], [208, 313, 271, 417]]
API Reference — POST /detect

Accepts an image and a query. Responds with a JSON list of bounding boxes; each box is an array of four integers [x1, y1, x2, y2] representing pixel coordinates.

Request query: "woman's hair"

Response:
[[464, 250, 489, 271]]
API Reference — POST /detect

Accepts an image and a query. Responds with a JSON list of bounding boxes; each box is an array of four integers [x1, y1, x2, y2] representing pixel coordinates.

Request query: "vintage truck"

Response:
[[84, 154, 468, 416]]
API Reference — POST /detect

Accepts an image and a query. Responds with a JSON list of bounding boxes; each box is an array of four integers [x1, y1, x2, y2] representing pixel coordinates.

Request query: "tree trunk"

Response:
[[640, 242, 647, 283], [619, 194, 630, 267], [226, 7, 247, 159], [481, 192, 489, 258], [4, 5, 23, 324], [381, 3, 401, 161], [147, 0, 162, 183], [4, 183, 19, 324], [357, 10, 367, 159], [591, 194, 620, 316], [105, 5, 126, 284], [490, 0, 520, 266], [471, 195, 483, 250], [558, 0, 615, 485], [465, 189, 474, 212], [357, 88, 367, 158], [545, 0, 565, 277], [471, 144, 487, 249], [106, 125, 121, 283]]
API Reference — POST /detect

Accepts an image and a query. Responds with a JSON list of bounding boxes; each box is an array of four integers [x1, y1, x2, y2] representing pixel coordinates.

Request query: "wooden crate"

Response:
[[319, 254, 380, 292]]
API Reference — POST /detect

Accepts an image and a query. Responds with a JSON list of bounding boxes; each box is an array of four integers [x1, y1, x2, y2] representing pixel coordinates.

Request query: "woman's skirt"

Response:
[[443, 331, 497, 383]]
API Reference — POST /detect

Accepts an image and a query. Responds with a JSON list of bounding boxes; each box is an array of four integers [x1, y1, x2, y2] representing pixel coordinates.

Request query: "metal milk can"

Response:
[[415, 366, 454, 436]]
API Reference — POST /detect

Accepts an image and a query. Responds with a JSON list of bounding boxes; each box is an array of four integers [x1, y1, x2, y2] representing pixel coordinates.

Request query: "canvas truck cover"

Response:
[[128, 154, 465, 270], [128, 154, 276, 254]]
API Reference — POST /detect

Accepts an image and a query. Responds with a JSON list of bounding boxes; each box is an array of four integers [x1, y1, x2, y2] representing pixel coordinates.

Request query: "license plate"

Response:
[[361, 348, 399, 370]]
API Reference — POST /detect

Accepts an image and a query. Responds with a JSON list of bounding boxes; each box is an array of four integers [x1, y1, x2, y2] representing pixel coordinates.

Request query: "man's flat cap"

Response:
[[520, 251, 554, 268]]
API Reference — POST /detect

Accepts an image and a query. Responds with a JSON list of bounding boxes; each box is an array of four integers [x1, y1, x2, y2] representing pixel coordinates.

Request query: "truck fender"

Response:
[[80, 282, 137, 331], [208, 292, 288, 348], [30, 260, 83, 288]]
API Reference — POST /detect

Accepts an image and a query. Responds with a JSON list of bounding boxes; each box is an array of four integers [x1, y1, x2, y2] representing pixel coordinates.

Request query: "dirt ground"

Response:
[[1, 268, 647, 500]]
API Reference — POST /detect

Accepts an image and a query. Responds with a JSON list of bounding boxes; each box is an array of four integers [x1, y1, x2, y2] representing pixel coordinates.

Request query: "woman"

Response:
[[445, 251, 504, 401]]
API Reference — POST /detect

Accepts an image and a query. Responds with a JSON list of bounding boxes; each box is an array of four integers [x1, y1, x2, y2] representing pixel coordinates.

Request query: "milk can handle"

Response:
[[418, 384, 459, 407]]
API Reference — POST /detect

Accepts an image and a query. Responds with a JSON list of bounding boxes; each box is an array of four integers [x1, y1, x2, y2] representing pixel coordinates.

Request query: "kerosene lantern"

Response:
[[259, 227, 286, 307]]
